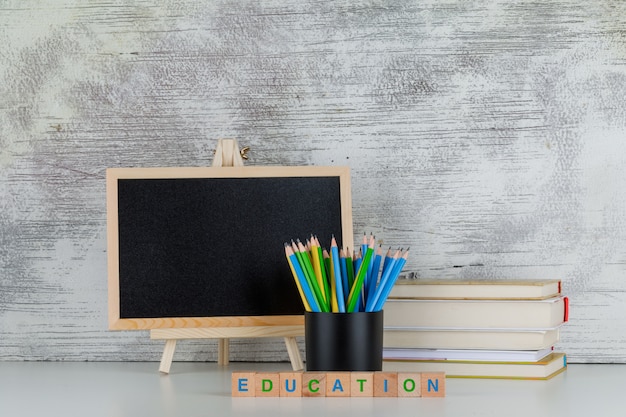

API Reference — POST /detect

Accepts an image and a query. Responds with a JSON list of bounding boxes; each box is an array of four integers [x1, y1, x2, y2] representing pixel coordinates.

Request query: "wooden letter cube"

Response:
[[374, 372, 398, 397], [326, 372, 351, 397], [303, 373, 326, 397], [232, 372, 256, 397], [255, 372, 280, 397], [421, 372, 445, 397], [398, 373, 421, 397], [280, 372, 303, 397], [350, 372, 374, 397]]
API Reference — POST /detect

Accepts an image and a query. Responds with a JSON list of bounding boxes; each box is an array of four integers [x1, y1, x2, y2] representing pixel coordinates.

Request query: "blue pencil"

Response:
[[365, 245, 383, 307], [340, 249, 349, 303], [330, 236, 346, 312], [372, 250, 409, 312], [365, 249, 400, 312]]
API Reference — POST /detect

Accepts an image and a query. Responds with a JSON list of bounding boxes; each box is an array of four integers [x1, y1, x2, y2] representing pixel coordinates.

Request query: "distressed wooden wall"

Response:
[[1, 1, 626, 363]]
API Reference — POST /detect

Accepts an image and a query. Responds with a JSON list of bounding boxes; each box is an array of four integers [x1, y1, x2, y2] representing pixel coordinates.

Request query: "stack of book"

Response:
[[381, 279, 568, 380]]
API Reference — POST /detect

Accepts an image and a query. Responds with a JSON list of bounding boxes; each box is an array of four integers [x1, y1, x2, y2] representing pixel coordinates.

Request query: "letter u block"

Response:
[[280, 372, 303, 397]]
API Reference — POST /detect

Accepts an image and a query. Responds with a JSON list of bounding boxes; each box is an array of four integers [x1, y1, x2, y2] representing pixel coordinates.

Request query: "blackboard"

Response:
[[106, 166, 353, 330]]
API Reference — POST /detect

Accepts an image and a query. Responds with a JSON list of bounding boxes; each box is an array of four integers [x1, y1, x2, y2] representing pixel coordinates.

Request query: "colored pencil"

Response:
[[331, 236, 346, 312], [310, 236, 327, 306], [285, 244, 320, 312], [346, 234, 375, 312], [365, 249, 400, 312], [371, 249, 409, 312], [296, 240, 329, 312]]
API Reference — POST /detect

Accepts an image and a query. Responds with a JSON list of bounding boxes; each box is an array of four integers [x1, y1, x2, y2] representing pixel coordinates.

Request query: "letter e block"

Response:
[[326, 372, 351, 397], [232, 372, 256, 397], [421, 372, 445, 397], [350, 372, 374, 397], [374, 372, 398, 397], [255, 372, 280, 397], [398, 373, 421, 397], [280, 372, 303, 397], [303, 373, 326, 397]]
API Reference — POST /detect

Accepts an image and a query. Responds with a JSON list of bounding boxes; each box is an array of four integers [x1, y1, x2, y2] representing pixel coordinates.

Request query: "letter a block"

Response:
[[421, 372, 445, 397], [232, 372, 256, 397], [326, 372, 351, 397], [280, 372, 302, 397], [255, 372, 280, 397], [398, 373, 421, 397], [302, 373, 326, 397]]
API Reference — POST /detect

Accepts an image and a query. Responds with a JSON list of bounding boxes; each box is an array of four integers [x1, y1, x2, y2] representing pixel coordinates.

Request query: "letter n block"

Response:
[[255, 372, 280, 397], [303, 373, 326, 397], [421, 372, 445, 397], [232, 372, 256, 397], [350, 372, 374, 397], [398, 373, 421, 397], [374, 372, 398, 397], [280, 372, 303, 397], [326, 372, 351, 397]]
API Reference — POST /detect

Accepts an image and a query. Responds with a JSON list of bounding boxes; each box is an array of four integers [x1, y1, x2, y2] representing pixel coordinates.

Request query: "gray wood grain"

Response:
[[1, 0, 626, 363]]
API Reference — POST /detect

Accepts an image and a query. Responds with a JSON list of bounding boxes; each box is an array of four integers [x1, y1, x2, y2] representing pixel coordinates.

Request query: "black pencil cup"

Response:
[[305, 311, 384, 372]]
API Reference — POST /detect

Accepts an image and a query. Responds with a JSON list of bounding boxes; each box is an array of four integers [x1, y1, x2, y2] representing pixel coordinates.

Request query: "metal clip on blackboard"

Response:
[[150, 139, 305, 374]]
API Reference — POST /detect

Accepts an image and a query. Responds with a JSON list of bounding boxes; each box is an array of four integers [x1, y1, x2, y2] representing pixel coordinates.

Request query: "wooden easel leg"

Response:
[[218, 338, 230, 366], [284, 337, 304, 371], [159, 339, 177, 374]]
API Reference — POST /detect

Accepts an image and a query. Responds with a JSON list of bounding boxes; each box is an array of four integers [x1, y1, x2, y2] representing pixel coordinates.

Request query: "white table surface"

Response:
[[0, 361, 623, 417]]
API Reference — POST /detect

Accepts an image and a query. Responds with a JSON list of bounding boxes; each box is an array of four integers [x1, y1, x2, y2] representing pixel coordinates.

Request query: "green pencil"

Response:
[[346, 234, 375, 312]]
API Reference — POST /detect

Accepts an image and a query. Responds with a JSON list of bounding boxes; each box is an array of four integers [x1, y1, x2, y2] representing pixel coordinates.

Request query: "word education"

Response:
[[232, 371, 445, 397]]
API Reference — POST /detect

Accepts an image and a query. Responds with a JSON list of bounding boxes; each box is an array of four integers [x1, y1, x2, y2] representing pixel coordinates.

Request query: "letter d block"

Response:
[[303, 373, 326, 397], [280, 372, 303, 397], [232, 372, 256, 397], [326, 372, 351, 397], [421, 372, 445, 397], [255, 372, 280, 397], [398, 373, 421, 398]]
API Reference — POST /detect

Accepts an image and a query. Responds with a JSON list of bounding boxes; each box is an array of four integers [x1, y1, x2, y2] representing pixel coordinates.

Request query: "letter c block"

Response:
[[303, 373, 326, 397]]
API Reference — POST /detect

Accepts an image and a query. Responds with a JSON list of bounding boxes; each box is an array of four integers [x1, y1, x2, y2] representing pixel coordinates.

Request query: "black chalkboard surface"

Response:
[[106, 166, 353, 330]]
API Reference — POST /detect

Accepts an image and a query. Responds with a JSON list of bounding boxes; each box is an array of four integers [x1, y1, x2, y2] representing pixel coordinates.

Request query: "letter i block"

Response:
[[350, 372, 374, 397], [374, 372, 398, 397], [280, 372, 303, 397], [255, 372, 280, 397], [398, 373, 421, 397], [421, 372, 445, 397], [302, 373, 326, 397], [326, 372, 351, 397], [232, 372, 256, 397]]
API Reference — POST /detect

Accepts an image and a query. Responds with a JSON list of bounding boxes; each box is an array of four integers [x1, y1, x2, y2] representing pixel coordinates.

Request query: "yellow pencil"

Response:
[[324, 248, 339, 312], [310, 236, 327, 305]]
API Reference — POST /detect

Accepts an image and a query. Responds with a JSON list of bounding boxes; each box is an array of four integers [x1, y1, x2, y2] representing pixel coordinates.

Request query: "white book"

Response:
[[383, 296, 568, 329], [383, 352, 567, 380], [389, 279, 561, 300], [383, 327, 561, 350], [383, 347, 554, 362]]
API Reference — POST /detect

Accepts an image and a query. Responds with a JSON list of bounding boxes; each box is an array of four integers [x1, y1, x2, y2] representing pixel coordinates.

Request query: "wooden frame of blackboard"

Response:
[[106, 165, 353, 331]]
